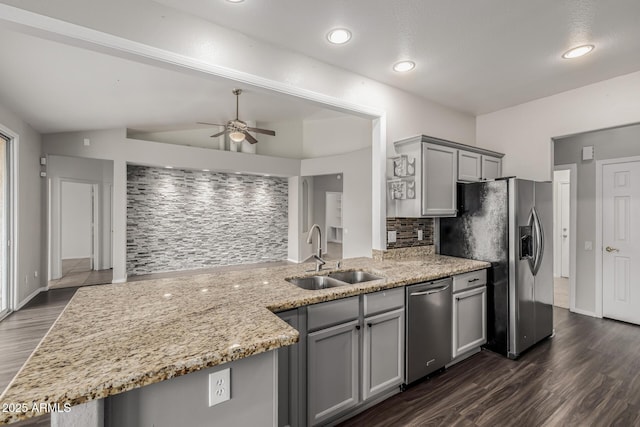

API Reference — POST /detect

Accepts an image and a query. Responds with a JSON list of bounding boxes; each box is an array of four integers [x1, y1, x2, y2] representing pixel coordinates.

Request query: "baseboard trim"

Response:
[[16, 286, 46, 310], [570, 307, 600, 318]]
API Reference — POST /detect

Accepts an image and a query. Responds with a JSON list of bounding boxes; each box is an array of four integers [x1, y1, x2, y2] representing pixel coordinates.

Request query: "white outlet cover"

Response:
[[388, 230, 397, 243], [208, 368, 231, 407], [417, 230, 423, 241]]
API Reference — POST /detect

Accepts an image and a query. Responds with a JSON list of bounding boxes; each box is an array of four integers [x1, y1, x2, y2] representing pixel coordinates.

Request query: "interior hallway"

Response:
[[48, 258, 112, 289]]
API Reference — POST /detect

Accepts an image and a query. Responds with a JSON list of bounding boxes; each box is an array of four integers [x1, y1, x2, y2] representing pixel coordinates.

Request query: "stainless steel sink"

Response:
[[328, 270, 383, 284], [286, 275, 348, 290]]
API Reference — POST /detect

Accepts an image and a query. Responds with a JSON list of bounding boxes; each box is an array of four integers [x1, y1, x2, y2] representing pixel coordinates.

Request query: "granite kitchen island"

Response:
[[0, 254, 489, 425]]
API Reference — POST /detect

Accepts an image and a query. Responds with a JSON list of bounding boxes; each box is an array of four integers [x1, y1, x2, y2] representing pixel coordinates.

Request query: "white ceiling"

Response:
[[157, 0, 640, 114], [0, 27, 344, 134]]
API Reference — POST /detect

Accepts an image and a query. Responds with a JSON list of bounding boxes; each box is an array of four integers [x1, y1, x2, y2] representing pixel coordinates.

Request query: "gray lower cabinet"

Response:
[[277, 310, 301, 427], [279, 291, 405, 426], [362, 308, 404, 400], [307, 320, 360, 426], [452, 286, 487, 359]]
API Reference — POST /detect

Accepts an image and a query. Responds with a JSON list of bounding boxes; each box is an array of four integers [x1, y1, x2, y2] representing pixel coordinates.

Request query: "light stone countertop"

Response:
[[0, 255, 489, 424]]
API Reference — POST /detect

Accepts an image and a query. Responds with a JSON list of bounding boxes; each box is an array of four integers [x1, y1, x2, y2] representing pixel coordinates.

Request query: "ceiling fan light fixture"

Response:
[[393, 60, 415, 72], [562, 44, 594, 59], [229, 131, 245, 143], [327, 28, 352, 45]]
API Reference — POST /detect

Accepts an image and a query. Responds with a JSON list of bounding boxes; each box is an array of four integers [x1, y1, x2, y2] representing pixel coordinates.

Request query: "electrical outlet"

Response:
[[34, 270, 38, 278], [208, 368, 230, 407], [83, 138, 91, 146], [388, 230, 397, 243], [417, 230, 423, 241]]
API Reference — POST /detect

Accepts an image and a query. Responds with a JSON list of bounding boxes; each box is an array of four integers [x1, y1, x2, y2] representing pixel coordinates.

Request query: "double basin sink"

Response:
[[287, 270, 383, 290]]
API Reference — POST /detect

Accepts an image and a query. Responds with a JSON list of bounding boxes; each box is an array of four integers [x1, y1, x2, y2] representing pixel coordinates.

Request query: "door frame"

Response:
[[554, 164, 577, 313], [51, 178, 101, 282], [595, 155, 640, 318], [0, 123, 18, 318]]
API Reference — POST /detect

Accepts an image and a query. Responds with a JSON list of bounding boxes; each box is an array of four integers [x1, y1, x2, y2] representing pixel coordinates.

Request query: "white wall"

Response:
[[476, 70, 640, 181], [0, 102, 43, 307], [253, 120, 304, 159], [301, 148, 372, 260], [61, 181, 92, 259], [303, 116, 372, 158], [47, 155, 113, 278]]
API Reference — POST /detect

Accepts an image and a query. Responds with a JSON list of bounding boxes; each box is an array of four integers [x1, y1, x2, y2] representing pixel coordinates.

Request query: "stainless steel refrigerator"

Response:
[[440, 178, 554, 359]]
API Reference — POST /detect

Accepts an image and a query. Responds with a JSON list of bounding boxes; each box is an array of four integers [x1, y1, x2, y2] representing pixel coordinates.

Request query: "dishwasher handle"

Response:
[[410, 284, 450, 296]]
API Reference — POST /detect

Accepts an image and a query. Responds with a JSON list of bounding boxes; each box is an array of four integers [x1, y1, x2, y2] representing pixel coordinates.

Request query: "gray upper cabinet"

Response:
[[362, 308, 404, 400], [422, 143, 458, 216], [458, 150, 482, 182], [393, 135, 504, 217], [481, 155, 502, 180], [307, 319, 360, 426]]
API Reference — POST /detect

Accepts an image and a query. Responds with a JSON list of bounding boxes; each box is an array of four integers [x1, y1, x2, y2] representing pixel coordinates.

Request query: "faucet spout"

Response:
[[306, 224, 325, 271]]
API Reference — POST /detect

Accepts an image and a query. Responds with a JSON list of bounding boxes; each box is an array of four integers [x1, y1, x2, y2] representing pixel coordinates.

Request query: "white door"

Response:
[[559, 182, 570, 277], [602, 161, 640, 324]]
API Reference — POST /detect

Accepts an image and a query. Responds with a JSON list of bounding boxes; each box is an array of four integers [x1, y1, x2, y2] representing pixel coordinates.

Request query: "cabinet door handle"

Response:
[[355, 325, 361, 330], [468, 278, 479, 283], [367, 323, 372, 328]]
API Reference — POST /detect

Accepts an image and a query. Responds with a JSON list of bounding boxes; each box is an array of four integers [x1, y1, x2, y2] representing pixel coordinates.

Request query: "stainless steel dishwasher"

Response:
[[405, 278, 452, 384]]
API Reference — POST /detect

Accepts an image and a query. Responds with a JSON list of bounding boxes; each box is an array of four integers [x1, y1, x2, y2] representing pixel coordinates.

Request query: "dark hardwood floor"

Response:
[[0, 288, 77, 427], [3, 292, 640, 426], [340, 307, 640, 427]]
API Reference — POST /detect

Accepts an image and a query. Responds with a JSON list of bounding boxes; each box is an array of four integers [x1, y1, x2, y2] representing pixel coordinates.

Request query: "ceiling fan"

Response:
[[197, 89, 276, 144]]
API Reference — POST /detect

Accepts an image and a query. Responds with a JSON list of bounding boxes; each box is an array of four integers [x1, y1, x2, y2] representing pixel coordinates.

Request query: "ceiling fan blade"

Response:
[[197, 121, 226, 127], [243, 132, 258, 144], [210, 130, 228, 138], [247, 127, 276, 136]]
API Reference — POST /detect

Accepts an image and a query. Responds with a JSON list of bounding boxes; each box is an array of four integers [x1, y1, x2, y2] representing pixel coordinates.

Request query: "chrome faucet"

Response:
[[306, 224, 326, 272]]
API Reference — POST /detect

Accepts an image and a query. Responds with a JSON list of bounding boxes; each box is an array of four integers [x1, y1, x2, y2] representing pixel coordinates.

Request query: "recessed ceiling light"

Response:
[[327, 28, 352, 45], [562, 44, 594, 59], [393, 61, 415, 72], [226, 0, 244, 3]]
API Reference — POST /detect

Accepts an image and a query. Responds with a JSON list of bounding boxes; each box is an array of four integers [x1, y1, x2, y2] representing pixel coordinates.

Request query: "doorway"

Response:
[[600, 158, 640, 325], [300, 174, 344, 262], [553, 165, 576, 310]]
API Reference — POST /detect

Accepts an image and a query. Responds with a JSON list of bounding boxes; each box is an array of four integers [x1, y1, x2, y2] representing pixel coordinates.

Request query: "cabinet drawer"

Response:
[[307, 296, 359, 332], [453, 269, 487, 293], [363, 288, 404, 317]]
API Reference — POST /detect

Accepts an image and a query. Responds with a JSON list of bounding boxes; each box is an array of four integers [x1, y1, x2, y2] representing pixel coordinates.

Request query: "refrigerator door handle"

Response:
[[525, 211, 536, 274], [531, 207, 544, 276]]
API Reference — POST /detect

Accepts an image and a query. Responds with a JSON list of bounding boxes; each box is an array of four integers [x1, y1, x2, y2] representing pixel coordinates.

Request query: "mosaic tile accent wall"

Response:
[[386, 217, 434, 249], [127, 166, 288, 275]]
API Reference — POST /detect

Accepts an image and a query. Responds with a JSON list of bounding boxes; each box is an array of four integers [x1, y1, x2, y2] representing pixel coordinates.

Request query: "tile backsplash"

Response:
[[386, 217, 434, 249], [127, 166, 288, 276]]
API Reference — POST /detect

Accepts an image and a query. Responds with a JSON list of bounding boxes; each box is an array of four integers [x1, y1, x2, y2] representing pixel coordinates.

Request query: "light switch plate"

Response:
[[417, 230, 423, 241], [388, 230, 397, 243], [208, 368, 231, 407]]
